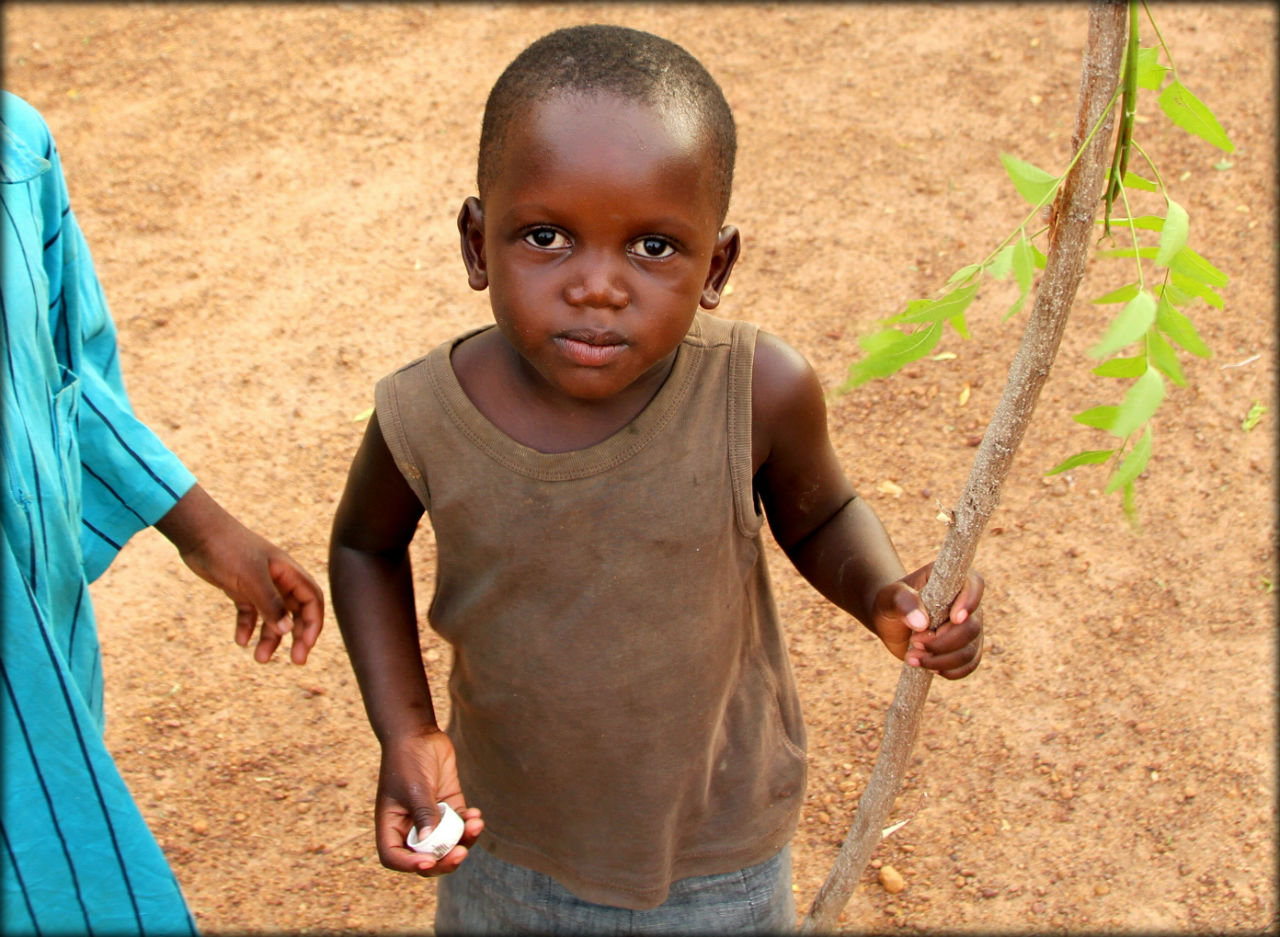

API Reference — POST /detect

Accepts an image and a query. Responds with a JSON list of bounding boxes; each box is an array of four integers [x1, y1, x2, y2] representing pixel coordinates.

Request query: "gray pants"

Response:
[[435, 843, 795, 935]]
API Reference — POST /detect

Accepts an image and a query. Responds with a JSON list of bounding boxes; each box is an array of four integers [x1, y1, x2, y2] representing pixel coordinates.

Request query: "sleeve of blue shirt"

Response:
[[66, 205, 197, 581], [3, 91, 197, 581]]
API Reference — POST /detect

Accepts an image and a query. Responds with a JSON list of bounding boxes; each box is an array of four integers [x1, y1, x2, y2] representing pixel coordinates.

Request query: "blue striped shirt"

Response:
[[2, 91, 198, 936]]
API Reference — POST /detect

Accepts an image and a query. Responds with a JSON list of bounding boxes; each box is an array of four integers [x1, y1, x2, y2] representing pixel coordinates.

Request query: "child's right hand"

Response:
[[871, 562, 984, 679], [375, 728, 484, 876]]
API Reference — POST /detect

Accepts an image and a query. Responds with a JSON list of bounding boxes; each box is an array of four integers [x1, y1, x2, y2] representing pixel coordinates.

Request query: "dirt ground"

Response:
[[4, 3, 1276, 934]]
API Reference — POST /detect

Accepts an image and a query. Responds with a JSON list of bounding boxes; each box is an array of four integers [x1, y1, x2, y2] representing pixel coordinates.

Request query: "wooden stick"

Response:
[[800, 2, 1130, 929]]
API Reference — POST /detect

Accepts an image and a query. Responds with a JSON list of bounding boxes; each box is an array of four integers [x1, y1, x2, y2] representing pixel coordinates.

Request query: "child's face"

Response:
[[460, 91, 739, 403]]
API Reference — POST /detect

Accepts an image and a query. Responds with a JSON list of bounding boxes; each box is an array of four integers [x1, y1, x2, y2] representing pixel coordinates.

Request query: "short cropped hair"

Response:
[[478, 24, 737, 222]]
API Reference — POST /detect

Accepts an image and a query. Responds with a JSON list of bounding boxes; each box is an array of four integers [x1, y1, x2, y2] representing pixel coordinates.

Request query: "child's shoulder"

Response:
[[690, 312, 820, 425], [752, 329, 822, 415], [747, 327, 829, 472]]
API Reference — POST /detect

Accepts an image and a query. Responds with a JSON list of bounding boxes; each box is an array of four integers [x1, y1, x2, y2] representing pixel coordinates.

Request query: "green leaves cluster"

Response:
[[843, 2, 1233, 515]]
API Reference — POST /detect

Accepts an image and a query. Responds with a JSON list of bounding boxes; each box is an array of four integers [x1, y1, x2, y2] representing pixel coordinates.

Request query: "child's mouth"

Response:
[[555, 330, 627, 367]]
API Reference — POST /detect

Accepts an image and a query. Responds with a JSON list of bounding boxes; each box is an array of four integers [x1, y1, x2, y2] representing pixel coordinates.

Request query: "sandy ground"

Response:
[[3, 3, 1276, 933]]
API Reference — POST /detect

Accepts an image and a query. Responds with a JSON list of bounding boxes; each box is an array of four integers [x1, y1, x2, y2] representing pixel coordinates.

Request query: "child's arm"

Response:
[[328, 416, 484, 875], [154, 484, 323, 664], [751, 332, 983, 678]]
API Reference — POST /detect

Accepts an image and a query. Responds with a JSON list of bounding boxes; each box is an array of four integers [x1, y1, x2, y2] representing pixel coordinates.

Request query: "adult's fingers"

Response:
[[269, 557, 325, 663], [234, 601, 258, 648]]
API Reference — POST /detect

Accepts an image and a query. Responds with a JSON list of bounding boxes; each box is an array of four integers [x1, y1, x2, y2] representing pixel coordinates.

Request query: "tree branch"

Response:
[[801, 2, 1130, 930]]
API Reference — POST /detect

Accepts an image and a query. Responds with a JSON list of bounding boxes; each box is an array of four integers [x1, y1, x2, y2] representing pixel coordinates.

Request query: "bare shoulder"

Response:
[[750, 329, 829, 473]]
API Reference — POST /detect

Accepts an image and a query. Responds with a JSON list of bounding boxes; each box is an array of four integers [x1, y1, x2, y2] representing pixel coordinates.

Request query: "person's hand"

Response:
[[179, 528, 324, 664], [871, 563, 984, 679], [194, 540, 324, 664], [376, 728, 484, 876], [156, 485, 324, 662]]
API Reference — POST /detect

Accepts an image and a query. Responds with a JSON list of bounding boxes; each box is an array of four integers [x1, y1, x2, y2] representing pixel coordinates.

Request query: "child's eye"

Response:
[[524, 228, 569, 249], [629, 236, 676, 259]]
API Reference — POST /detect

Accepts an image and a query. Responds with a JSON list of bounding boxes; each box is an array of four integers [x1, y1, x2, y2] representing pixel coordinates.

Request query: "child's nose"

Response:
[[563, 253, 629, 310]]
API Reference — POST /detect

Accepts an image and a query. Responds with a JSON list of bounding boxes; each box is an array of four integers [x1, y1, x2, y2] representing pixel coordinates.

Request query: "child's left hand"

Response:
[[871, 563, 984, 679]]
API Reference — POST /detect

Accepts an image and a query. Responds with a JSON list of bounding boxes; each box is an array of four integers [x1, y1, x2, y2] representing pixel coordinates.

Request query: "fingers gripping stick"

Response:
[[406, 802, 464, 858]]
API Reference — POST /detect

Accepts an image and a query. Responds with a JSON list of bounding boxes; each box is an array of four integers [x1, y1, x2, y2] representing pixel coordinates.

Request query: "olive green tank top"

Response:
[[375, 311, 806, 910]]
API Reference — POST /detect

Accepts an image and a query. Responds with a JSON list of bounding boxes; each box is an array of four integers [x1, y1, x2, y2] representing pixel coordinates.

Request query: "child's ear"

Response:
[[700, 224, 741, 309], [458, 197, 488, 291]]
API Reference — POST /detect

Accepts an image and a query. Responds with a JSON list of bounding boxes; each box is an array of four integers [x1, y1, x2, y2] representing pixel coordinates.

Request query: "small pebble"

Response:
[[879, 864, 907, 894]]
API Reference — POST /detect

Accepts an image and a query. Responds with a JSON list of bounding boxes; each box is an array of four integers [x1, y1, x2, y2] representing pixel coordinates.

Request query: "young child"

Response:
[[329, 24, 984, 934]]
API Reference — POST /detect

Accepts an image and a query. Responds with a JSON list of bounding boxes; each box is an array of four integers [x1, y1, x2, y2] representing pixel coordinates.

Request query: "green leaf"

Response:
[[1169, 246, 1228, 288], [1169, 271, 1224, 309], [1155, 294, 1212, 358], [1155, 200, 1189, 267], [1045, 449, 1115, 475], [1031, 242, 1048, 270], [1146, 328, 1187, 387], [1000, 153, 1060, 206], [1112, 368, 1165, 437], [1159, 282, 1192, 306], [1105, 426, 1153, 493], [1101, 214, 1165, 232], [1003, 235, 1035, 321], [1074, 405, 1121, 433], [1122, 481, 1139, 525], [1011, 235, 1034, 295], [351, 406, 374, 422], [1089, 291, 1157, 359], [1092, 283, 1141, 305], [1122, 171, 1159, 192], [888, 281, 980, 325], [1135, 47, 1169, 90], [844, 323, 943, 387], [1159, 80, 1235, 153], [1097, 247, 1158, 260], [859, 327, 911, 354], [1242, 401, 1267, 432], [892, 298, 934, 325], [946, 263, 983, 288], [1004, 290, 1030, 322], [948, 312, 971, 341], [1093, 355, 1147, 379], [988, 245, 1014, 281]]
